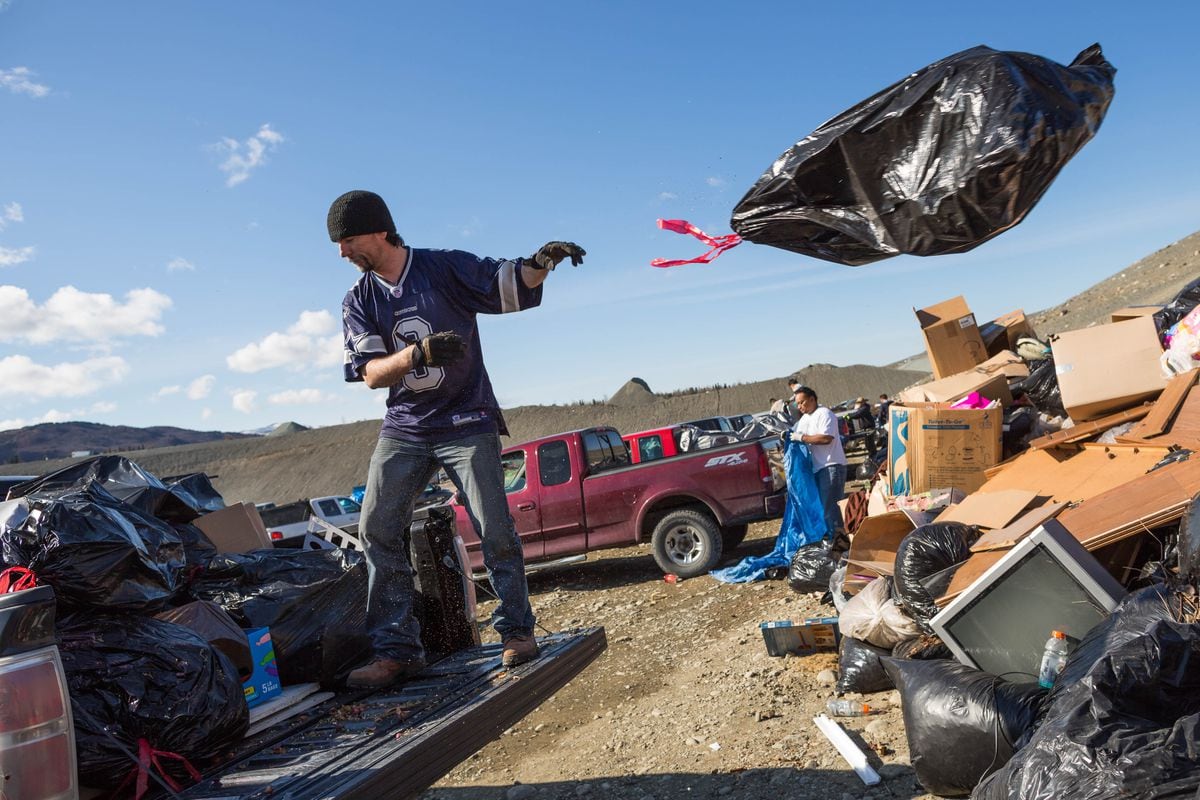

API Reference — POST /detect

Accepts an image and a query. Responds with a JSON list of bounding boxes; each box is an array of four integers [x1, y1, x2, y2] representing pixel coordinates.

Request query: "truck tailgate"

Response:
[[178, 627, 606, 800]]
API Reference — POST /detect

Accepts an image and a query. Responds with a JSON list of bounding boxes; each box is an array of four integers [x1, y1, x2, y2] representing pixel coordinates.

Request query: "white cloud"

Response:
[[706, 176, 726, 188], [0, 1, 12, 11], [0, 67, 49, 98], [0, 285, 172, 344], [226, 310, 341, 373], [200, 407, 212, 420], [166, 257, 194, 272], [187, 374, 215, 400], [0, 400, 118, 432], [658, 191, 678, 201], [0, 202, 22, 230], [0, 246, 34, 266], [212, 123, 284, 187], [0, 354, 128, 398], [232, 389, 257, 413], [154, 384, 182, 399], [268, 388, 332, 405]]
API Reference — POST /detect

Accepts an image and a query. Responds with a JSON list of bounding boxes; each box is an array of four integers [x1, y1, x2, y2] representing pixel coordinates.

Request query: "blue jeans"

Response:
[[359, 431, 535, 663], [814, 463, 847, 538]]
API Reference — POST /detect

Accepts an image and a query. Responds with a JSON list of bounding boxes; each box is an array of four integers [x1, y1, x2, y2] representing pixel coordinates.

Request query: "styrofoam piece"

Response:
[[812, 713, 881, 786]]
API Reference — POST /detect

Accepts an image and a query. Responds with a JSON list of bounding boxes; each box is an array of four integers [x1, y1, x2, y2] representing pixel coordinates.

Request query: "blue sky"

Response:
[[1, 2, 1198, 433]]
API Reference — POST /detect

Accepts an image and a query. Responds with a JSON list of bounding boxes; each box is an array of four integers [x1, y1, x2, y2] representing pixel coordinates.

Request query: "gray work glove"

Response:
[[525, 241, 586, 270], [410, 331, 466, 369]]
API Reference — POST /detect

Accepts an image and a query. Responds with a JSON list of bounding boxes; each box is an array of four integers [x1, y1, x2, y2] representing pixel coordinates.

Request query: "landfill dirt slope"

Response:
[[422, 522, 932, 800]]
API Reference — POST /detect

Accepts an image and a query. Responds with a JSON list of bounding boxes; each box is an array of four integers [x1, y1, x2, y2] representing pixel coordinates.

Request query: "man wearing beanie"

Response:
[[329, 189, 585, 688]]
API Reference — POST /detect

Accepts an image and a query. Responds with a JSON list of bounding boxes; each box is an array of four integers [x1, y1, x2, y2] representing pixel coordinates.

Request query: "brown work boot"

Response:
[[501, 634, 539, 667], [346, 657, 425, 688]]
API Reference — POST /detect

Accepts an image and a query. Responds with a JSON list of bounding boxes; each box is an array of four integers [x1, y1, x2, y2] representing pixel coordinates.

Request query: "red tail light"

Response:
[[758, 446, 771, 483], [0, 649, 78, 800], [270, 530, 283, 540]]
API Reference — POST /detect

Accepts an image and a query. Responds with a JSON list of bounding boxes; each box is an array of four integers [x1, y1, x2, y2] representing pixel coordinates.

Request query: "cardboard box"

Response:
[[760, 617, 840, 657], [845, 510, 925, 576], [915, 296, 988, 379], [975, 350, 1030, 380], [889, 403, 1002, 496], [1110, 305, 1163, 324], [1050, 316, 1169, 421], [195, 502, 272, 553], [897, 370, 1012, 407], [980, 309, 1036, 357], [243, 627, 282, 709]]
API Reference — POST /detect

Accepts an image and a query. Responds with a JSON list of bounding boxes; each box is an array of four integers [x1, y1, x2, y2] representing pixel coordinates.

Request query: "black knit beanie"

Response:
[[327, 190, 396, 242]]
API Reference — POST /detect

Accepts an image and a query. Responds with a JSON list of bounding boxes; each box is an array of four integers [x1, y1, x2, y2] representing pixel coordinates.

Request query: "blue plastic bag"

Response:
[[711, 440, 828, 583]]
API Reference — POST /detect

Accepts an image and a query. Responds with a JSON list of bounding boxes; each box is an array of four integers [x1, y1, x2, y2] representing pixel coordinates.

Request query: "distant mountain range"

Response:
[[0, 421, 256, 465]]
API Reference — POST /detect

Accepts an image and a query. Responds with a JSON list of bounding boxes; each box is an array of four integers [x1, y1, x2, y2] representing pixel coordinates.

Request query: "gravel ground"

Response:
[[421, 521, 935, 800]]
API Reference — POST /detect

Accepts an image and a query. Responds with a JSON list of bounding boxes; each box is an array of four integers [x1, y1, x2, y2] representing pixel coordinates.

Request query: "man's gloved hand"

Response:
[[526, 241, 586, 271], [789, 431, 805, 443], [411, 331, 467, 369]]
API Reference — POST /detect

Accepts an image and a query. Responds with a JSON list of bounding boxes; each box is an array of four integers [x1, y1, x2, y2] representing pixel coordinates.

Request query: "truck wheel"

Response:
[[720, 523, 749, 551], [651, 508, 723, 579]]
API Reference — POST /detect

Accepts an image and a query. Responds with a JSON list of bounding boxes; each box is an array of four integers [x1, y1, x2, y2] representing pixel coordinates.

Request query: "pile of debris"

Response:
[[773, 281, 1200, 798], [0, 457, 370, 796]]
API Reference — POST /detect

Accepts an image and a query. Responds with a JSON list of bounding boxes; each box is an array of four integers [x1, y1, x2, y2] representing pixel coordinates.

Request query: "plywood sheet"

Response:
[[1123, 384, 1200, 451], [974, 444, 1173, 504], [1123, 369, 1198, 440]]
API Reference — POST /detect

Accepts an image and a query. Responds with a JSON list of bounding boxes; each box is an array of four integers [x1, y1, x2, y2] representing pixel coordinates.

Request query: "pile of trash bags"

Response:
[[0, 455, 371, 794]]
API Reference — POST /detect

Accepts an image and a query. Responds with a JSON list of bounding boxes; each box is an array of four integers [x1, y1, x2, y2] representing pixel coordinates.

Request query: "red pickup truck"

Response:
[[453, 426, 787, 579]]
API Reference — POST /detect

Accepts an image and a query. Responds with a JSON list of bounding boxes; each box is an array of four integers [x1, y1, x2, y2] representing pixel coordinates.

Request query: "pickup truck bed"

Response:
[[178, 628, 606, 800]]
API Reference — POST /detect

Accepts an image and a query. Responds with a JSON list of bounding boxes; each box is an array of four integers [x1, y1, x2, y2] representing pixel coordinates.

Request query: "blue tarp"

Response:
[[710, 440, 829, 583]]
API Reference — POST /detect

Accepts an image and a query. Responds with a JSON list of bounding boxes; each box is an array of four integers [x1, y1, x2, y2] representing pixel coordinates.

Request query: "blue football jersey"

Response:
[[342, 247, 542, 442]]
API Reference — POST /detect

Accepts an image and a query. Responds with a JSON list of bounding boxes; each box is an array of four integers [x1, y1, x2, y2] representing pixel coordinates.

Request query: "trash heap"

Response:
[[0, 456, 369, 797], [778, 283, 1200, 798]]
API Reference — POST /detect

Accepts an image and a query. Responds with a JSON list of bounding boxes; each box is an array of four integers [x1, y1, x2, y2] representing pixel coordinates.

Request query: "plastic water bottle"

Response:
[[826, 699, 871, 717], [1038, 630, 1070, 689]]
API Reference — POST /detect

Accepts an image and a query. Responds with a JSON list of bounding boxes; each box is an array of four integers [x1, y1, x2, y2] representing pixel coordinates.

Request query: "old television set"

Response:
[[930, 519, 1126, 679]]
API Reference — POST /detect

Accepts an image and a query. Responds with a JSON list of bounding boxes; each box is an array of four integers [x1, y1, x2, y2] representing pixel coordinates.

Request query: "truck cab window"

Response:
[[639, 435, 664, 462], [538, 441, 572, 486], [317, 499, 341, 517], [501, 452, 527, 493]]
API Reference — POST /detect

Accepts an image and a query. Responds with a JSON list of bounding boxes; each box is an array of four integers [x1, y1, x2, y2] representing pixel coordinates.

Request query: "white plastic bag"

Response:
[[838, 575, 922, 649]]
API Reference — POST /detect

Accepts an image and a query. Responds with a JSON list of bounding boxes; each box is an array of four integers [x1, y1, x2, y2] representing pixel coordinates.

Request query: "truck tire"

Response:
[[651, 508, 723, 579], [720, 523, 749, 551]]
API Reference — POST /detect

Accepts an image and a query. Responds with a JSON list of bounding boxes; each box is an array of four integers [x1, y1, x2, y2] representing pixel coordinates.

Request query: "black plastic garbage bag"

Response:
[[58, 613, 248, 790], [171, 523, 218, 570], [893, 522, 980, 631], [155, 600, 254, 680], [1154, 277, 1200, 339], [1174, 491, 1200, 585], [892, 634, 953, 661], [8, 456, 204, 524], [837, 635, 894, 694], [165, 472, 226, 514], [730, 44, 1115, 266], [1, 484, 185, 612], [1011, 359, 1067, 418], [974, 585, 1200, 800], [191, 548, 369, 685], [788, 541, 838, 594], [884, 658, 1045, 797]]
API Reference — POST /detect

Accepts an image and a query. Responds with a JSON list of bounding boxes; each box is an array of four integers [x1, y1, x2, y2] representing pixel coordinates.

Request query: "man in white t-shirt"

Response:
[[789, 385, 849, 537]]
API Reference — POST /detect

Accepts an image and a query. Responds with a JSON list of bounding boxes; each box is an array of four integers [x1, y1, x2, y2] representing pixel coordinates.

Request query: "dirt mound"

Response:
[[267, 421, 309, 436], [609, 378, 655, 407]]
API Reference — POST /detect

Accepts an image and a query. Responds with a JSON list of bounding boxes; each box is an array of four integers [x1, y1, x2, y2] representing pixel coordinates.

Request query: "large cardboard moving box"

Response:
[[1050, 316, 1169, 421], [195, 502, 272, 552], [916, 296, 988, 379], [889, 403, 1002, 496], [980, 309, 1036, 357]]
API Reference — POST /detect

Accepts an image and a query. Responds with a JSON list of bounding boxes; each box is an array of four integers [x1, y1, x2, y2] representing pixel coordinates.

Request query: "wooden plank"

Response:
[[1121, 384, 1200, 450], [1025, 404, 1152, 451], [1122, 369, 1198, 440], [973, 443, 1172, 504], [970, 501, 1068, 552], [1056, 455, 1200, 549]]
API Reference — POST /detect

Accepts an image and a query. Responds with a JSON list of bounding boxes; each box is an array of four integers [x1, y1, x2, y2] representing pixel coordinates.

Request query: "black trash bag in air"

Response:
[[893, 522, 980, 631], [836, 635, 894, 694], [973, 585, 1200, 800], [1, 484, 185, 612], [1011, 359, 1067, 418], [1154, 277, 1200, 339], [788, 540, 839, 594], [58, 613, 248, 790], [730, 44, 1115, 266], [191, 548, 369, 686], [883, 658, 1045, 798], [7, 455, 204, 524]]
